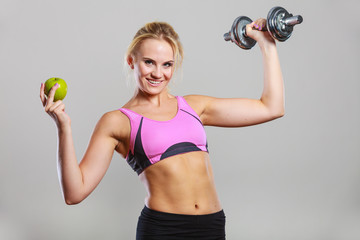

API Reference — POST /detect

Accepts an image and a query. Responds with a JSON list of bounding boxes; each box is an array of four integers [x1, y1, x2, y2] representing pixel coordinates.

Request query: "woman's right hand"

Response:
[[246, 18, 276, 49], [40, 83, 71, 129]]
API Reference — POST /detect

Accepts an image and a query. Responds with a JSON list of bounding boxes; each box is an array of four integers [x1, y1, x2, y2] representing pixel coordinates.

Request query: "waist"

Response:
[[141, 205, 225, 219], [146, 195, 222, 215], [139, 152, 222, 214]]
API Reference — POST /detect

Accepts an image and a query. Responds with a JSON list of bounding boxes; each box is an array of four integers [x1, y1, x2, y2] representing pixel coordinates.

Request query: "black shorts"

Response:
[[136, 206, 226, 240]]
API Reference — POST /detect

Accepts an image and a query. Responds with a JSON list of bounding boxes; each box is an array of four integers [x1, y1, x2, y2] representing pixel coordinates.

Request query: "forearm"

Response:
[[260, 43, 285, 117], [57, 125, 85, 204]]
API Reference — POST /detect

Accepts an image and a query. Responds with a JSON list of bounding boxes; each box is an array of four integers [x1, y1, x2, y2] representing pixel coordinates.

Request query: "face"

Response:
[[129, 38, 175, 96]]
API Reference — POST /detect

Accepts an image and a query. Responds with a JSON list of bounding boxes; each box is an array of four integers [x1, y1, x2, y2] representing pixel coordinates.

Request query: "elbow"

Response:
[[65, 199, 81, 205], [274, 102, 285, 119], [61, 184, 87, 205], [270, 108, 285, 120], [64, 194, 85, 205], [261, 98, 285, 120], [276, 110, 285, 118]]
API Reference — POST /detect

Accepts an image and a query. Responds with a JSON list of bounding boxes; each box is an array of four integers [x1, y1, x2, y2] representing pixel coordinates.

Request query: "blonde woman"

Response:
[[40, 19, 284, 239]]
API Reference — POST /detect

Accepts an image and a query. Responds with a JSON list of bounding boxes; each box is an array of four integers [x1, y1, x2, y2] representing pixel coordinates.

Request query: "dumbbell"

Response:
[[224, 6, 303, 49]]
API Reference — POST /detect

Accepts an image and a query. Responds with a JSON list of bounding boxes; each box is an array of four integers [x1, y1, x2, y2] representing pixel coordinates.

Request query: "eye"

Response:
[[144, 59, 153, 65], [163, 62, 174, 68]]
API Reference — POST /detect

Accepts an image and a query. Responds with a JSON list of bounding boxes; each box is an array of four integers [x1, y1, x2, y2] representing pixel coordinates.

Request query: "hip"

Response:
[[136, 205, 226, 240]]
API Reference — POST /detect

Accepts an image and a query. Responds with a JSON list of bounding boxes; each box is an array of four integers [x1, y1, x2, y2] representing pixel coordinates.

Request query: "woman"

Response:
[[40, 19, 284, 239]]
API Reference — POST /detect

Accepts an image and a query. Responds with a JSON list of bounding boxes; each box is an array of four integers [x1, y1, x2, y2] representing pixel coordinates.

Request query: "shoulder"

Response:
[[96, 110, 130, 139], [183, 94, 214, 102], [99, 110, 130, 125], [183, 95, 216, 117]]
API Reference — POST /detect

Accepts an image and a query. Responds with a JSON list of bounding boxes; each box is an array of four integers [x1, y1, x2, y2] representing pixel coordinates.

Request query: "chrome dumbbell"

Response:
[[224, 6, 303, 49]]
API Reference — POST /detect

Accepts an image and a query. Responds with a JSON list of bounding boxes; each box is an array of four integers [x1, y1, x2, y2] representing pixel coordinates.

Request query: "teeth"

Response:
[[149, 80, 161, 84]]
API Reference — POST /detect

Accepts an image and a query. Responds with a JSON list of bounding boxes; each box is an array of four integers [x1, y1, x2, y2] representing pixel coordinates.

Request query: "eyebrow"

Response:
[[143, 57, 174, 64]]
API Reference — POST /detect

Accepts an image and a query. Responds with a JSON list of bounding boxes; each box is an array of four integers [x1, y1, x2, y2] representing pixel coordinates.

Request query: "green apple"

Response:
[[44, 77, 68, 101]]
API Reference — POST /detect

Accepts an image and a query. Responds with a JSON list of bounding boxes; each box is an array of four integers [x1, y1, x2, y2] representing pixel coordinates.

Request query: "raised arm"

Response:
[[186, 18, 284, 127], [40, 83, 129, 205]]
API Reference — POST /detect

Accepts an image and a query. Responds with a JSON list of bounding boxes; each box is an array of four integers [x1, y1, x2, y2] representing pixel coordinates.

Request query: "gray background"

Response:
[[1, 0, 359, 239]]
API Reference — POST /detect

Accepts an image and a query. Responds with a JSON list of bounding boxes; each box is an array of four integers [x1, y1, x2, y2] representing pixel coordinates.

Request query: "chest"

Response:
[[140, 112, 206, 149], [131, 102, 178, 122]]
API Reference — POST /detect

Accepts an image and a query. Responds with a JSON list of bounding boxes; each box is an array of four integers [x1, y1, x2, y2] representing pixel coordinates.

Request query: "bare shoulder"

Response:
[[100, 109, 129, 123], [96, 110, 130, 140], [183, 94, 215, 117]]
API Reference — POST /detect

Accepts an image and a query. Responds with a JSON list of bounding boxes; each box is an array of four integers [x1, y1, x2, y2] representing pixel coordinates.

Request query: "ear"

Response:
[[127, 56, 134, 69]]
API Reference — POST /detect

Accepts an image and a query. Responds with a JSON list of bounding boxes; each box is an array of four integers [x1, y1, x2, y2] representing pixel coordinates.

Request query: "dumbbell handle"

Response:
[[223, 32, 232, 41], [284, 15, 303, 26]]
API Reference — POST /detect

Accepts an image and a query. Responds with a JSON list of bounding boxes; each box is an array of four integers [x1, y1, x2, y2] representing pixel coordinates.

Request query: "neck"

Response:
[[132, 88, 173, 107]]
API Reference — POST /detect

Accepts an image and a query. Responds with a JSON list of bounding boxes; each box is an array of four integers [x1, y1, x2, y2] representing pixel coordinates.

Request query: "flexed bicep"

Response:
[[202, 96, 283, 127]]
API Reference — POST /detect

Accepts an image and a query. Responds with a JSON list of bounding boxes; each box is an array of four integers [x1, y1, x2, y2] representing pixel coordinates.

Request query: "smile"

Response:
[[147, 78, 163, 85]]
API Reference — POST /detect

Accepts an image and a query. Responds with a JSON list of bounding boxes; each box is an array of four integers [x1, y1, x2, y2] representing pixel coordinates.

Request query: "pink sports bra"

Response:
[[119, 96, 208, 175]]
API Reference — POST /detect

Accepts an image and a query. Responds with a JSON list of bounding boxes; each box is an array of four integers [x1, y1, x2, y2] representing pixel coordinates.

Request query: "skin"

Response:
[[40, 19, 284, 215]]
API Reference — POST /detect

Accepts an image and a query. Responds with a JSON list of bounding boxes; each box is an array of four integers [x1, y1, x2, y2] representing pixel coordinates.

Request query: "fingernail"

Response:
[[54, 83, 59, 87]]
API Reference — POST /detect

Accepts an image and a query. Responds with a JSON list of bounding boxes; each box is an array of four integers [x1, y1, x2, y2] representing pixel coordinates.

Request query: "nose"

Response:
[[151, 66, 162, 79]]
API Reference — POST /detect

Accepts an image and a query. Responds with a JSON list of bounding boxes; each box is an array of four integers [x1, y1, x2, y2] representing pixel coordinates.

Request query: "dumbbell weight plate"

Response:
[[234, 16, 256, 49], [267, 6, 293, 42], [224, 16, 256, 50]]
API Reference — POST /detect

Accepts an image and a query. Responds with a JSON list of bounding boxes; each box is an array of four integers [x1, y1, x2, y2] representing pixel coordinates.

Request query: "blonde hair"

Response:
[[126, 22, 184, 71]]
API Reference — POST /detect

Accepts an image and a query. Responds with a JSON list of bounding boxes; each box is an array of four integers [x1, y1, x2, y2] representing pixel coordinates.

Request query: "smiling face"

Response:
[[129, 38, 175, 96]]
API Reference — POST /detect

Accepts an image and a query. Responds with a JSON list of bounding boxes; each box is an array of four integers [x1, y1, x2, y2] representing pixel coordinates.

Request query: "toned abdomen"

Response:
[[139, 151, 222, 215]]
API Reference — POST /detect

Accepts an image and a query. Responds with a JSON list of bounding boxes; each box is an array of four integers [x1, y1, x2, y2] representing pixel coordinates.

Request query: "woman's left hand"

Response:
[[245, 18, 275, 49]]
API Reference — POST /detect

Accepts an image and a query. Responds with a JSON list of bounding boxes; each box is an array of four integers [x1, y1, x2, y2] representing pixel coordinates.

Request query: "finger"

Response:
[[246, 22, 255, 35], [252, 20, 260, 30], [249, 21, 256, 28], [53, 102, 66, 115], [45, 83, 59, 108], [48, 100, 63, 113], [252, 18, 266, 31], [40, 83, 46, 107], [52, 102, 68, 124], [258, 19, 266, 31]]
